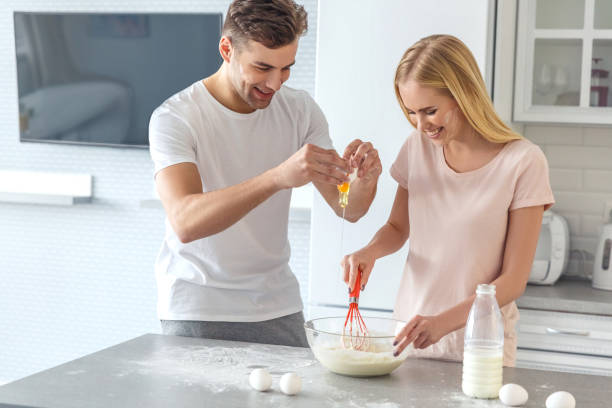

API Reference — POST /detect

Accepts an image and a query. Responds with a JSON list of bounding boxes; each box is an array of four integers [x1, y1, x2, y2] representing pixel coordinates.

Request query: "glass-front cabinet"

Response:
[[514, 0, 612, 124]]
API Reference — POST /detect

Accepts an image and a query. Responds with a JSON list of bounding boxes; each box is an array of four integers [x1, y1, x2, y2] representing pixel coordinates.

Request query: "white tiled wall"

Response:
[[0, 0, 318, 384], [525, 124, 612, 278]]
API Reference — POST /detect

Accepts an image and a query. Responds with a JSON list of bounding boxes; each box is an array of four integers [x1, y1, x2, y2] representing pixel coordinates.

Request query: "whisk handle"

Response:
[[349, 269, 362, 299]]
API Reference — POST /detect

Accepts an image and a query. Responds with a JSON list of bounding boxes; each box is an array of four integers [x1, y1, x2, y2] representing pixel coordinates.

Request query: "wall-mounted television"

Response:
[[13, 12, 222, 148]]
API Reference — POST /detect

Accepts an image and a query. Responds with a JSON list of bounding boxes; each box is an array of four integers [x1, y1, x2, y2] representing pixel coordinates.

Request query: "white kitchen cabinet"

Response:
[[514, 0, 612, 124], [516, 308, 612, 376], [517, 349, 612, 376]]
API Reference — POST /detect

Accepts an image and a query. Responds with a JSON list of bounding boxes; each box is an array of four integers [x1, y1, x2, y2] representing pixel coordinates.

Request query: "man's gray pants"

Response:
[[161, 311, 309, 348]]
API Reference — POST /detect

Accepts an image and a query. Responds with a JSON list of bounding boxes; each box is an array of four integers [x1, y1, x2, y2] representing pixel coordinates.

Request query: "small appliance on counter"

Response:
[[528, 210, 569, 285], [593, 223, 612, 291]]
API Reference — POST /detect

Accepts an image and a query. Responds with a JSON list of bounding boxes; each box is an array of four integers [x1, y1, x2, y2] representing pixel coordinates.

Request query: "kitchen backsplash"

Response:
[[525, 124, 612, 280]]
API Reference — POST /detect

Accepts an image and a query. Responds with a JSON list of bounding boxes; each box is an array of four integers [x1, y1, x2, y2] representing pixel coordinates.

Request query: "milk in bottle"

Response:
[[462, 284, 504, 399]]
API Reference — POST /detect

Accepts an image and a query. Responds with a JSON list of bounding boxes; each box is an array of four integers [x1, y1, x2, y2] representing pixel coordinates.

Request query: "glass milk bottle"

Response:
[[462, 284, 504, 399]]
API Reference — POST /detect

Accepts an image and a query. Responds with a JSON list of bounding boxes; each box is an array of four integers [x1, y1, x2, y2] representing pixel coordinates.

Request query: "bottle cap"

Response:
[[476, 284, 496, 295]]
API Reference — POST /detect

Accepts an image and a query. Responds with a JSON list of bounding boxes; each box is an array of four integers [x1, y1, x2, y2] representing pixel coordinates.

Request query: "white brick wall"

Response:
[[526, 124, 612, 277]]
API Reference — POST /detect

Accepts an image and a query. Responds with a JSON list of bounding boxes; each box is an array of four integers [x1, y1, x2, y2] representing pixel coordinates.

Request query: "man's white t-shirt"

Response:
[[149, 81, 333, 322]]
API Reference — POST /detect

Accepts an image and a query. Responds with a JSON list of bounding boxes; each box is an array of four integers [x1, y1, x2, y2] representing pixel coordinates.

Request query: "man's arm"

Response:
[[156, 162, 280, 243], [156, 143, 350, 243]]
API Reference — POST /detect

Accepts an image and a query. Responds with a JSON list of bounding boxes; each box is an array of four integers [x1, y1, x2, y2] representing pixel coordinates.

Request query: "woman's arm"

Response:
[[393, 205, 544, 352], [342, 185, 410, 291]]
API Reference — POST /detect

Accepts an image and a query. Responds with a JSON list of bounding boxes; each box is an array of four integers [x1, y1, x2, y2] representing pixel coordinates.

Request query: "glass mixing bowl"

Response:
[[304, 316, 409, 377]]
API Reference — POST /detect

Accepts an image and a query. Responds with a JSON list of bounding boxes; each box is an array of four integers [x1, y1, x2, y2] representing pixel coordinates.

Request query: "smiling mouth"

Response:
[[424, 127, 443, 138], [254, 87, 274, 99]]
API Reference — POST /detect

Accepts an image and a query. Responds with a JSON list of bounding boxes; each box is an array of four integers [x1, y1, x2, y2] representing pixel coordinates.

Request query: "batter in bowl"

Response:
[[312, 341, 406, 377]]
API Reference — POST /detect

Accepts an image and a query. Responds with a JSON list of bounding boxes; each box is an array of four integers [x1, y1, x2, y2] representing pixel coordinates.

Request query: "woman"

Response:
[[341, 35, 554, 366]]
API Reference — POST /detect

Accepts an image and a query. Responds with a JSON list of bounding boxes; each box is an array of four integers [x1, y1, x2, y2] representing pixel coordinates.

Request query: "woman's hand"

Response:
[[393, 314, 446, 355], [341, 248, 376, 292]]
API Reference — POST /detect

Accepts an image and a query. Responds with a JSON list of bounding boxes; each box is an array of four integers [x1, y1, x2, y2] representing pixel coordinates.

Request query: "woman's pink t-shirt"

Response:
[[389, 131, 554, 366]]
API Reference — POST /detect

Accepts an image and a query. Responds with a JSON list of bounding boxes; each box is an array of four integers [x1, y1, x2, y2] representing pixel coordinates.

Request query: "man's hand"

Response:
[[274, 144, 350, 189], [342, 139, 382, 182], [308, 139, 381, 222]]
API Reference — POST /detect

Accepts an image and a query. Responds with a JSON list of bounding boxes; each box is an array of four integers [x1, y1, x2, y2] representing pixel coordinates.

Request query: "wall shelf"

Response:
[[0, 170, 92, 205]]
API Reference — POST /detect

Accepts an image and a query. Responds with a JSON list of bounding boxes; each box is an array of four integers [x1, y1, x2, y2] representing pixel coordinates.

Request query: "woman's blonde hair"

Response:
[[394, 34, 521, 143]]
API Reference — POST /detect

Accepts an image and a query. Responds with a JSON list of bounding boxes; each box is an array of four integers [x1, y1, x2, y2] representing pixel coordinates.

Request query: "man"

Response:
[[149, 0, 381, 347]]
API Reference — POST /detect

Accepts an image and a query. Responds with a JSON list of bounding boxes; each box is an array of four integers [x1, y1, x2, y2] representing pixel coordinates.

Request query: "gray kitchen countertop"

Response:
[[518, 278, 612, 316], [0, 334, 609, 408]]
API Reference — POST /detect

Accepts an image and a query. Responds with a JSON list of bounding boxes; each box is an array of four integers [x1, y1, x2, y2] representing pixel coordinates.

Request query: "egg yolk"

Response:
[[337, 182, 349, 193]]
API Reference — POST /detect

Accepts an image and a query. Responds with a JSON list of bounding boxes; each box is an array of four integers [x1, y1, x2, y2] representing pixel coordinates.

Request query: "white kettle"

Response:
[[593, 223, 612, 291], [528, 211, 569, 285]]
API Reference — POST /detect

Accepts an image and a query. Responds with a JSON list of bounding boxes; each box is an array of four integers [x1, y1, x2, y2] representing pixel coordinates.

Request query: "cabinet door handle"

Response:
[[546, 327, 590, 336]]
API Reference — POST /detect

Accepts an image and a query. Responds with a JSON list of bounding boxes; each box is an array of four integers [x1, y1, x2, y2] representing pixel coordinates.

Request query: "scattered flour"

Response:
[[107, 342, 410, 406], [106, 342, 406, 407], [444, 391, 504, 407], [124, 344, 317, 393]]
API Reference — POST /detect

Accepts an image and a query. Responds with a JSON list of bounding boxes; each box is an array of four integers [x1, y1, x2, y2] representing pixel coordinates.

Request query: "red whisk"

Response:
[[342, 269, 369, 350]]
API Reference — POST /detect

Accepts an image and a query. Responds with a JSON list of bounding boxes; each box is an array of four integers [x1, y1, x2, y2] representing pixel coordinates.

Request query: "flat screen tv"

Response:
[[13, 12, 222, 148]]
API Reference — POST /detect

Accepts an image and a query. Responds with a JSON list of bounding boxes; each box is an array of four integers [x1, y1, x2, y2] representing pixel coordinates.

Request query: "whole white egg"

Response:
[[545, 391, 576, 408], [248, 368, 272, 392], [499, 383, 528, 406], [279, 372, 302, 395]]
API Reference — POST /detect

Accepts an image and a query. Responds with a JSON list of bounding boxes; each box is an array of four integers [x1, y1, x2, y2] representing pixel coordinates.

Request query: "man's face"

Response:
[[228, 39, 298, 110]]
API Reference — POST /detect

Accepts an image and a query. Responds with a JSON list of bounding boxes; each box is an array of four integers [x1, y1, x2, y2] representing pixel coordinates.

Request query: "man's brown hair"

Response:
[[223, 0, 308, 50]]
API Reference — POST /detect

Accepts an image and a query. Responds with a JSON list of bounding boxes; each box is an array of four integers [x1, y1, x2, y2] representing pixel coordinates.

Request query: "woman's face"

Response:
[[397, 79, 466, 146]]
